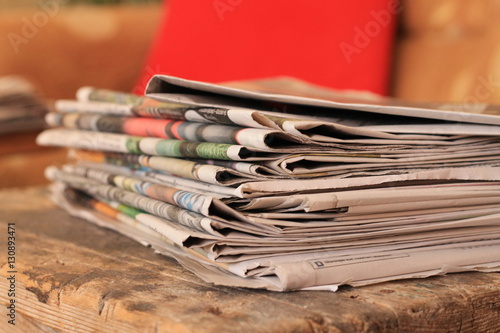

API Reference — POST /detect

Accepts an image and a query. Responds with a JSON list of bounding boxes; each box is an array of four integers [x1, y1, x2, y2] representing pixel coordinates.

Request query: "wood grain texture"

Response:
[[0, 187, 499, 333]]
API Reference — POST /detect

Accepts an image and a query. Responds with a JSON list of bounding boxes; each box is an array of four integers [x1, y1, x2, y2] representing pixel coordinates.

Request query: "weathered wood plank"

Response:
[[0, 187, 499, 332]]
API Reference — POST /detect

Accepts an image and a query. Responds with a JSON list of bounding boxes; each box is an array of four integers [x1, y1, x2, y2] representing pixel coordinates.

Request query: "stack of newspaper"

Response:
[[0, 76, 47, 134], [37, 75, 500, 291]]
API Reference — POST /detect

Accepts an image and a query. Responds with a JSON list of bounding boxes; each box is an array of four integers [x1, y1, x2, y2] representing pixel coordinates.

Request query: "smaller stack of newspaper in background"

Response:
[[0, 76, 47, 134], [37, 75, 500, 291]]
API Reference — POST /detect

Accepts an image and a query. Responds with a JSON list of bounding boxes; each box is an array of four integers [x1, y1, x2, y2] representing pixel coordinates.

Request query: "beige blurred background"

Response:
[[1, 0, 500, 187], [0, 0, 161, 99], [0, 0, 161, 187], [393, 0, 500, 105]]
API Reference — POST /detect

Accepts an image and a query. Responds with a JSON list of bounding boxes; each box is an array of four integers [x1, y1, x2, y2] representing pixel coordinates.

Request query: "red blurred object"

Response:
[[136, 0, 398, 96]]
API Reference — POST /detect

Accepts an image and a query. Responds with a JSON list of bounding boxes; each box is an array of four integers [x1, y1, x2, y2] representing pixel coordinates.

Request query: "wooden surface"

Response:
[[0, 187, 499, 333]]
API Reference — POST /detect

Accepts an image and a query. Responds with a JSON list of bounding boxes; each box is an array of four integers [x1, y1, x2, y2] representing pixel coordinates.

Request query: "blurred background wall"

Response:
[[2, 0, 499, 103], [1, 0, 500, 188], [393, 0, 500, 105], [0, 0, 162, 100], [0, 0, 161, 187]]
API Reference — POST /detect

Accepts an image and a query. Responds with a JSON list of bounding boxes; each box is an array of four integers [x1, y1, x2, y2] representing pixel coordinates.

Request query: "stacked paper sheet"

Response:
[[37, 75, 500, 291]]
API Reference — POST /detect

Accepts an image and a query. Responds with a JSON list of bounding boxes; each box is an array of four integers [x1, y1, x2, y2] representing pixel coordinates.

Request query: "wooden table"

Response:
[[0, 187, 499, 333]]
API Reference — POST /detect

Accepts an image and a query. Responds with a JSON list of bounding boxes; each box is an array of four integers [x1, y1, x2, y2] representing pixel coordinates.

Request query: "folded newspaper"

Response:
[[37, 75, 500, 291]]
